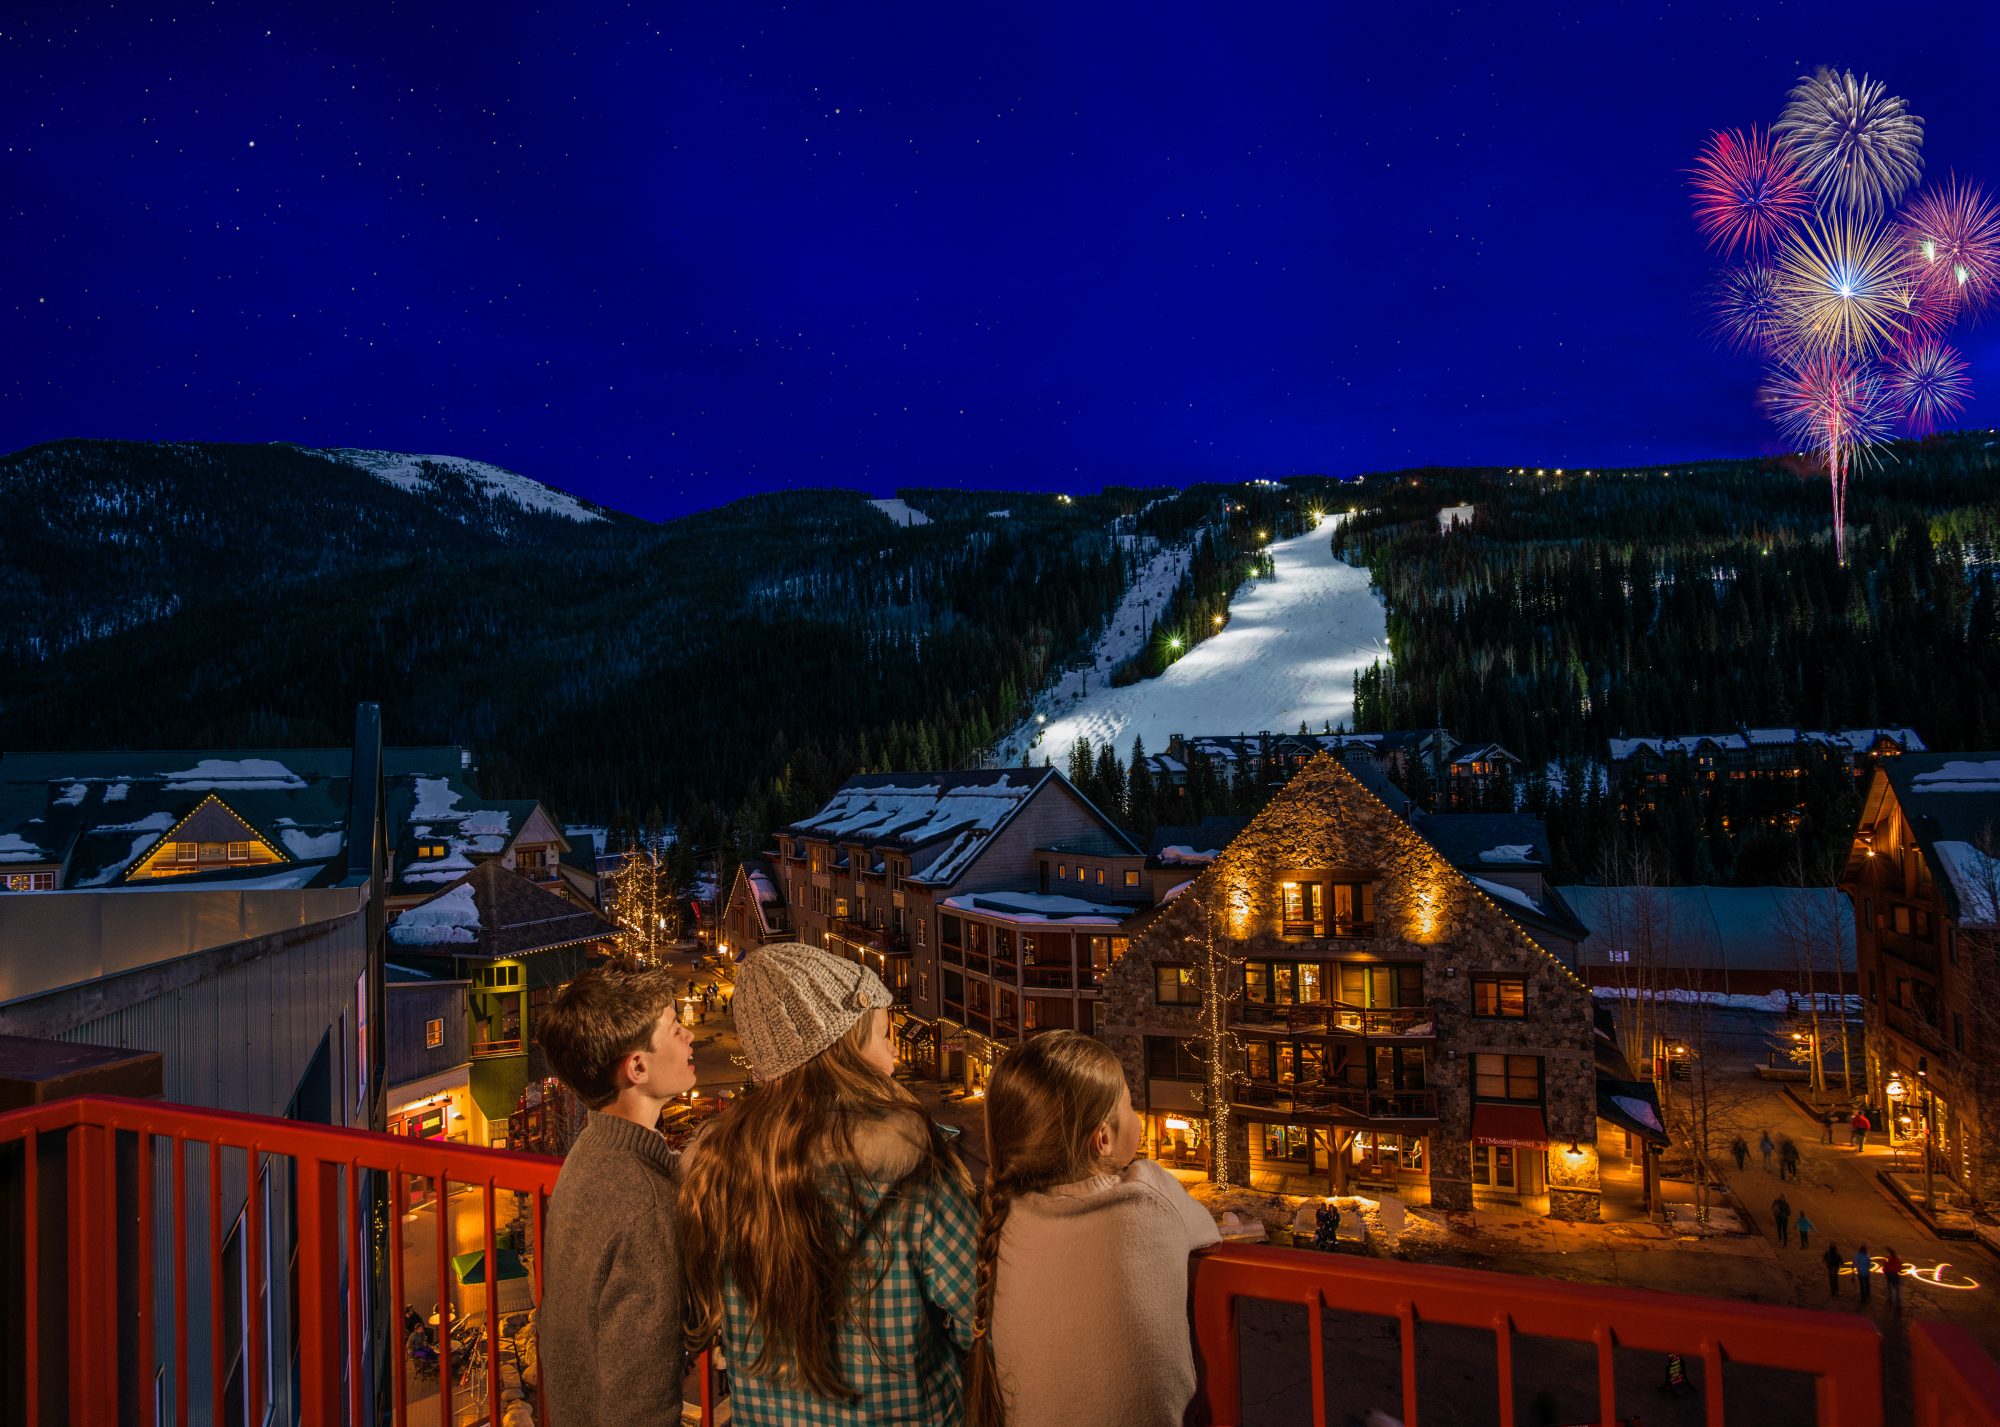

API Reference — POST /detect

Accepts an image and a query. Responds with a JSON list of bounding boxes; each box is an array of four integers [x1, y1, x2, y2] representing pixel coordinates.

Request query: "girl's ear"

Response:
[[1089, 1118, 1114, 1160]]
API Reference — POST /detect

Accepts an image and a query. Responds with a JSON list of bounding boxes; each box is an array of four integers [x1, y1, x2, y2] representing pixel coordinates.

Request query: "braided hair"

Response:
[[963, 1031, 1130, 1427]]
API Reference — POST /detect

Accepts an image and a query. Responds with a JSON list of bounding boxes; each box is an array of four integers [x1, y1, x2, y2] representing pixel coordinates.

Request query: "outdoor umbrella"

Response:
[[451, 1248, 529, 1285]]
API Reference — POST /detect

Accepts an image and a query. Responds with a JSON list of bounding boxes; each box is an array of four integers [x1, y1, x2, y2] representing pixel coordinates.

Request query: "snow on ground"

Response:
[[998, 515, 1389, 769], [868, 497, 932, 527], [1438, 503, 1476, 533], [314, 448, 608, 524]]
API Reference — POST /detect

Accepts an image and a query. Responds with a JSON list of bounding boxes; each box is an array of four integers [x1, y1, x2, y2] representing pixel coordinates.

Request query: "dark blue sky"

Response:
[[7, 4, 2000, 521]]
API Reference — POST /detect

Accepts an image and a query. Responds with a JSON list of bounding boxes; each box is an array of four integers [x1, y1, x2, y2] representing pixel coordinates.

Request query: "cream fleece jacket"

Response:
[[990, 1157, 1221, 1427]]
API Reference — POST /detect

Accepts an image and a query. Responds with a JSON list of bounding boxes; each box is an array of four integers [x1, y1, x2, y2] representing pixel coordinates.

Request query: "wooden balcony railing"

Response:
[[1021, 965, 1075, 989], [1235, 1080, 1438, 1121], [469, 1037, 524, 1058], [1233, 1001, 1434, 1038]]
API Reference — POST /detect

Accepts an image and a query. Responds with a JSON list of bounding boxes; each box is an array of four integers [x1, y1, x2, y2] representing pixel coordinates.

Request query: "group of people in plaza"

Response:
[[1731, 1111, 1911, 1317], [531, 940, 1218, 1427]]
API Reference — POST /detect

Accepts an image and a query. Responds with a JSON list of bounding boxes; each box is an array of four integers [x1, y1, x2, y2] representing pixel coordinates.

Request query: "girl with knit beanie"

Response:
[[680, 942, 980, 1426], [965, 1031, 1220, 1427]]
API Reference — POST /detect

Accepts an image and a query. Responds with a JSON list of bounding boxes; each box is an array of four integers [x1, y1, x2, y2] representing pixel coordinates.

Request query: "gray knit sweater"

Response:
[[540, 1111, 684, 1427]]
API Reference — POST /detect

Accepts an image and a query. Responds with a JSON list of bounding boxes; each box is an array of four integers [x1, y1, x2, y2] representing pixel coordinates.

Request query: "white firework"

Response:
[[1774, 67, 1924, 216]]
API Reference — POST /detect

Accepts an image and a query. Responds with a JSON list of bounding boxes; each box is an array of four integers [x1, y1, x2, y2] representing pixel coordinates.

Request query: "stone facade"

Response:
[[1101, 754, 1601, 1220]]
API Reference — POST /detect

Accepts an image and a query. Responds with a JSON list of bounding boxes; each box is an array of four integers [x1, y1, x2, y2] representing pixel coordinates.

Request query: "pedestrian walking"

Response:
[[1883, 1248, 1906, 1310], [1822, 1109, 1837, 1145], [1823, 1242, 1843, 1297], [1854, 1245, 1873, 1305], [1795, 1211, 1816, 1249], [1731, 1135, 1748, 1171], [1771, 1194, 1792, 1247], [1780, 1139, 1800, 1181], [1850, 1110, 1871, 1152], [1760, 1130, 1776, 1172]]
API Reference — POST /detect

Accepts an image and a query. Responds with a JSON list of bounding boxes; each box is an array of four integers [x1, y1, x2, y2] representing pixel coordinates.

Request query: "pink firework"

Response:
[[1884, 339, 1972, 433], [1903, 175, 2000, 319], [1760, 354, 1893, 563], [1689, 126, 1812, 257]]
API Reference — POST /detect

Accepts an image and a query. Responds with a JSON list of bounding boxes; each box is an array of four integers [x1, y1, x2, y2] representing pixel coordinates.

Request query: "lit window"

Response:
[[176, 842, 199, 863], [1123, 869, 1140, 887], [1058, 864, 1069, 880], [425, 1019, 443, 1048], [1472, 977, 1526, 1018], [227, 841, 252, 862], [1154, 964, 1199, 1005]]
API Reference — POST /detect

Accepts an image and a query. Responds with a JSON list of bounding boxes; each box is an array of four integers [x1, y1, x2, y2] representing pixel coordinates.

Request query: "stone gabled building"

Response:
[[1101, 753, 1604, 1220]]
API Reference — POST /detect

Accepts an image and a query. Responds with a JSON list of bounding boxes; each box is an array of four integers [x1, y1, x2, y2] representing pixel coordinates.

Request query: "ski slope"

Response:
[[1002, 514, 1391, 768]]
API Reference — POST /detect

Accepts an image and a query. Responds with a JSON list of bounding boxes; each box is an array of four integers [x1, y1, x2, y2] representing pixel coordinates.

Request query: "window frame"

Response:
[[1471, 976, 1527, 1018], [1154, 963, 1200, 1005]]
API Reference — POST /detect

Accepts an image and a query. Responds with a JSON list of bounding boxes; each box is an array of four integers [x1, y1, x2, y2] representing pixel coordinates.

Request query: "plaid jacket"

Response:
[[720, 1135, 980, 1426]]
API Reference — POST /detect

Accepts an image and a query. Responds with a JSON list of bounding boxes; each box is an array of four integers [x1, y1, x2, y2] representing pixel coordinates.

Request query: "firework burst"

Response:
[[1774, 67, 1925, 215], [1688, 126, 1811, 257], [1772, 210, 1915, 360], [1903, 175, 2000, 319], [1761, 352, 1894, 558], [1708, 263, 1790, 355], [1884, 339, 1972, 434]]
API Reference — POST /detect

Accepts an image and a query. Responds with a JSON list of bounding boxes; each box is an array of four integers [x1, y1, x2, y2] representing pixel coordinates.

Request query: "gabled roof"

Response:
[[1556, 884, 1855, 974], [1868, 754, 2000, 925], [388, 859, 617, 960], [786, 768, 1137, 886]]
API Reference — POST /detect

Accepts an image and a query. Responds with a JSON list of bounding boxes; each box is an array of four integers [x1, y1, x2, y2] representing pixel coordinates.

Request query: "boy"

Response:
[[537, 966, 697, 1426]]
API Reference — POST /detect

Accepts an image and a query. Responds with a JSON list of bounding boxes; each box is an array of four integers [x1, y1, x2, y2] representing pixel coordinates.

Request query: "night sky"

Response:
[[7, 4, 2000, 521]]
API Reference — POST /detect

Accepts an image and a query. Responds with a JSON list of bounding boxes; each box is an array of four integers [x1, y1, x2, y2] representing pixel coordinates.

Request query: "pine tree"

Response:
[[1068, 735, 1096, 793], [1126, 736, 1156, 840], [1094, 741, 1126, 820]]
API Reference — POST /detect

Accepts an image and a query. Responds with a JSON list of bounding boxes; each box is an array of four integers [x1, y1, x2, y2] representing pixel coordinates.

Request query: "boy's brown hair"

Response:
[[538, 966, 682, 1109]]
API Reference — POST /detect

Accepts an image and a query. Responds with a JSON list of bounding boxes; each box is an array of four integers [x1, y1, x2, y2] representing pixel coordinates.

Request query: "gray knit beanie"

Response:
[[734, 941, 894, 1082]]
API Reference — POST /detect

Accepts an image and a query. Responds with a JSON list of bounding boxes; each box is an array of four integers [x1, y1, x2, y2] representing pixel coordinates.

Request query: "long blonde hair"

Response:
[[964, 1031, 1129, 1427], [679, 1010, 970, 1401]]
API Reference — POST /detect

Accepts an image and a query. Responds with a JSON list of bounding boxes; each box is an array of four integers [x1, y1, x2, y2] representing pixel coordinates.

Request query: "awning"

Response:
[[1596, 1077, 1670, 1147], [1472, 1103, 1549, 1148]]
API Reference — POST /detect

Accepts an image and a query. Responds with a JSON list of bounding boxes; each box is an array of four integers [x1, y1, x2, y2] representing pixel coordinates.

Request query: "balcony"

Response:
[[1877, 927, 1940, 973], [468, 1037, 525, 1058], [1234, 1001, 1434, 1039], [940, 942, 964, 965], [1280, 919, 1374, 941], [1236, 1080, 1438, 1122], [830, 917, 909, 957], [5, 1095, 1996, 1426], [1021, 965, 1075, 989], [1883, 1000, 1948, 1055]]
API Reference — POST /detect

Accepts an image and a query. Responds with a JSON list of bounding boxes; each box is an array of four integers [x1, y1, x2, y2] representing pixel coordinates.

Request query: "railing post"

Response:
[[295, 1158, 344, 1424]]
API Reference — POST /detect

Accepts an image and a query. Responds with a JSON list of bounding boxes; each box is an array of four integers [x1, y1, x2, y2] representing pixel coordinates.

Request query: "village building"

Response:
[[774, 768, 1146, 1084], [1100, 754, 1637, 1221], [718, 854, 792, 956], [1609, 725, 1925, 812], [386, 859, 620, 1147], [1841, 753, 2000, 1204], [1558, 884, 1856, 1000], [1147, 728, 1523, 812]]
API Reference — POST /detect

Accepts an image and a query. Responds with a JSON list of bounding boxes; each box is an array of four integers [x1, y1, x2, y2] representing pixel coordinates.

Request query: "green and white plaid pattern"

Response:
[[720, 1160, 980, 1426]]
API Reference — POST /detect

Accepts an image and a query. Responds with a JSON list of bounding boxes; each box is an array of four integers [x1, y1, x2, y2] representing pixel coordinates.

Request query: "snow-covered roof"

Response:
[[390, 883, 483, 946], [1479, 844, 1536, 864], [1610, 727, 1922, 762], [1558, 885, 1856, 973], [748, 871, 781, 904], [940, 890, 1138, 925], [1469, 876, 1538, 913], [1157, 844, 1223, 865], [1932, 842, 2000, 928], [161, 758, 307, 791], [1909, 760, 2000, 793], [1610, 1093, 1664, 1135]]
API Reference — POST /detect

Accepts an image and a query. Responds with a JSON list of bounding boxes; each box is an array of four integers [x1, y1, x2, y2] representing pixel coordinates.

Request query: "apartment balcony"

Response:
[[1279, 919, 1375, 941], [1233, 1001, 1435, 1039], [830, 917, 909, 957], [1021, 964, 1075, 989], [1883, 1001, 1948, 1056], [4, 1095, 1995, 1426], [468, 1037, 525, 1059], [941, 942, 964, 965], [1236, 1079, 1439, 1123]]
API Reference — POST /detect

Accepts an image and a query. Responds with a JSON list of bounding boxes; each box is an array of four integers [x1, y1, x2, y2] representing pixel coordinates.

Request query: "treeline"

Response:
[[1334, 435, 2000, 882]]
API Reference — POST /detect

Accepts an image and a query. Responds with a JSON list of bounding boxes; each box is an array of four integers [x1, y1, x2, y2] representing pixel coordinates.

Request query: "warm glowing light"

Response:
[[1167, 636, 1183, 651], [1164, 1116, 1191, 1132]]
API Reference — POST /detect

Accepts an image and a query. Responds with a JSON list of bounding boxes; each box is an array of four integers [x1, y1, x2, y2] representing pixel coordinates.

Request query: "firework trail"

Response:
[[1903, 176, 2000, 320], [1884, 339, 1972, 434], [1689, 126, 1812, 257], [1761, 354, 1894, 554], [1775, 67, 1925, 215]]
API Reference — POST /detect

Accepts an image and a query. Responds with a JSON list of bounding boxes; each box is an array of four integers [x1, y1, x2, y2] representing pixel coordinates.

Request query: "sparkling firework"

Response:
[[1772, 211, 1915, 360], [1884, 340, 1971, 434], [1708, 264, 1789, 355], [1761, 353, 1894, 562], [1774, 67, 1925, 215], [1688, 127, 1811, 257], [1903, 176, 2000, 319]]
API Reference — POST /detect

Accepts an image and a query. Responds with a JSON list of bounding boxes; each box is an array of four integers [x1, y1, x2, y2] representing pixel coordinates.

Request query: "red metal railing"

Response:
[[9, 1096, 2000, 1427], [0, 1094, 717, 1427], [1189, 1243, 1905, 1427]]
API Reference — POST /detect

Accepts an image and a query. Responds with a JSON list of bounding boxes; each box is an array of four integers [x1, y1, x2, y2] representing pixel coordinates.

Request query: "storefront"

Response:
[[1471, 1102, 1549, 1203]]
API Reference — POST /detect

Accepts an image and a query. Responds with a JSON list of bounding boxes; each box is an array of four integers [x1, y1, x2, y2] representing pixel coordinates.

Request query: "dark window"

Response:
[[1145, 1035, 1204, 1079], [941, 915, 962, 950], [1155, 964, 1199, 1005], [1955, 1012, 1966, 1051], [1472, 977, 1526, 1018]]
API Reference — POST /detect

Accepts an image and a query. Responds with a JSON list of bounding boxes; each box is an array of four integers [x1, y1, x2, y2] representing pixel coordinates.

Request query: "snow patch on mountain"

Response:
[[312, 448, 608, 524]]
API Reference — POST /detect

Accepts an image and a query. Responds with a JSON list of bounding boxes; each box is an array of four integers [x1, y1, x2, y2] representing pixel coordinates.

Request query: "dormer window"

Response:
[[417, 842, 450, 859]]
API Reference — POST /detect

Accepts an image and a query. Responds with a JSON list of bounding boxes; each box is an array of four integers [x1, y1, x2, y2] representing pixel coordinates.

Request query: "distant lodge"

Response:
[[1133, 724, 1923, 818]]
